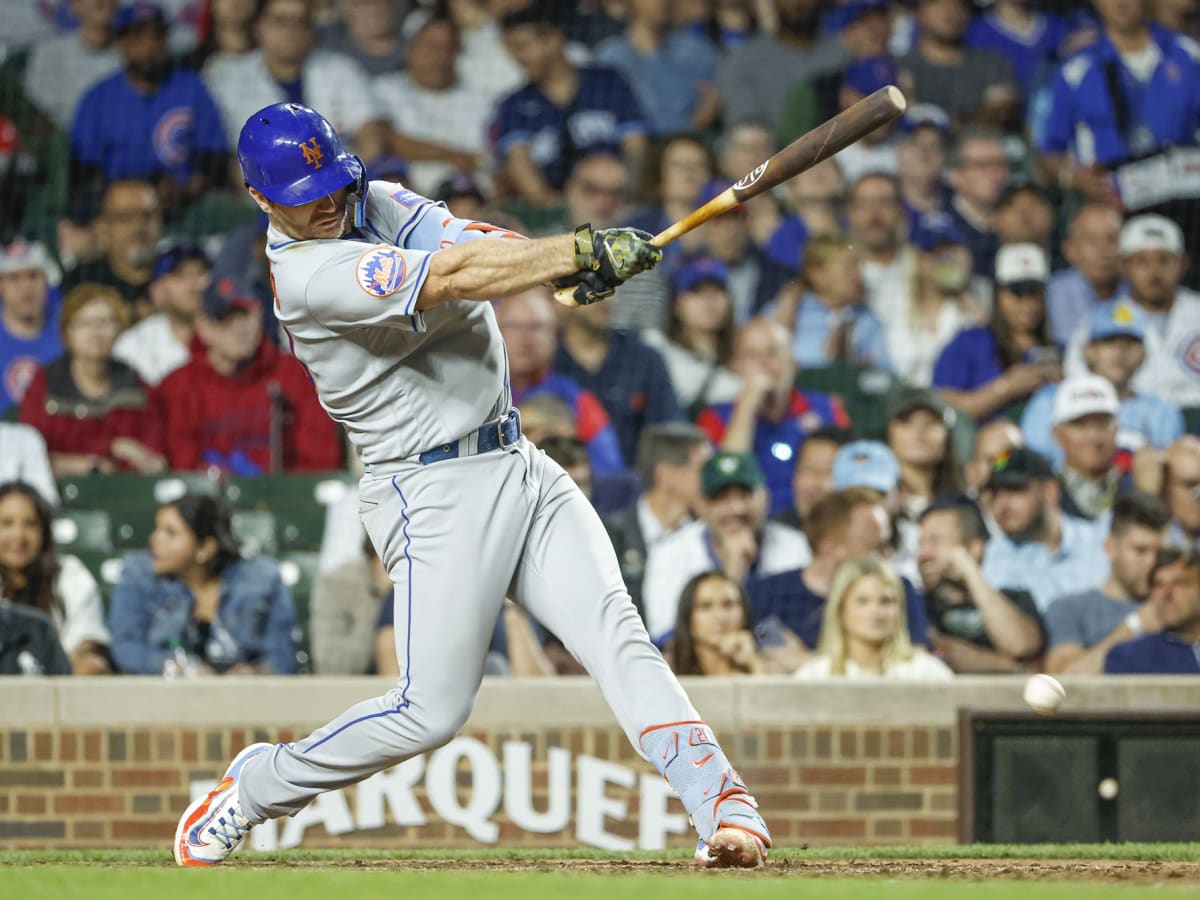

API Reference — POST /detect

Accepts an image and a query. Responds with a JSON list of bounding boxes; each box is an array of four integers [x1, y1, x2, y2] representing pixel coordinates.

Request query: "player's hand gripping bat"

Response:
[[553, 85, 908, 308]]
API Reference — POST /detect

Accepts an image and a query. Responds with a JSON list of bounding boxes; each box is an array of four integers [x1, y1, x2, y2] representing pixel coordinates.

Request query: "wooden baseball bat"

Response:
[[555, 84, 907, 307]]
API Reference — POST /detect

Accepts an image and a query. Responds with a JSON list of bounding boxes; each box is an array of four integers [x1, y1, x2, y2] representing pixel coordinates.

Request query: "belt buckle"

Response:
[[498, 409, 520, 449]]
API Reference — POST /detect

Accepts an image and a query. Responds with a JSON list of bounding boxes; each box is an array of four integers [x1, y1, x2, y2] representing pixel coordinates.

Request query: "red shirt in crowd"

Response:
[[155, 337, 340, 473], [19, 356, 163, 468]]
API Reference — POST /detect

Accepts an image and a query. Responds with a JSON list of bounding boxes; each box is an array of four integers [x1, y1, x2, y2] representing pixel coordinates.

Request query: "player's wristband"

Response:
[[1124, 611, 1144, 636], [571, 224, 597, 271]]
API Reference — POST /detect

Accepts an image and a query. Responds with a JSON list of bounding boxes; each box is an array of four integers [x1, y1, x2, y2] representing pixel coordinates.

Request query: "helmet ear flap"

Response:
[[349, 155, 367, 228]]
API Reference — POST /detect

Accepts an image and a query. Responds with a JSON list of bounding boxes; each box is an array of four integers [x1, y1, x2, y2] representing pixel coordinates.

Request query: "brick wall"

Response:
[[0, 723, 958, 849]]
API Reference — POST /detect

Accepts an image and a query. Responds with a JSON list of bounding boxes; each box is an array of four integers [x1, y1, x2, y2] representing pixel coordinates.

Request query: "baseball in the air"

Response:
[[1023, 674, 1066, 714]]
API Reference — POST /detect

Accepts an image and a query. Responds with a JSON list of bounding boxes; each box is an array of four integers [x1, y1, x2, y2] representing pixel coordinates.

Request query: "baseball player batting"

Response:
[[173, 103, 771, 869]]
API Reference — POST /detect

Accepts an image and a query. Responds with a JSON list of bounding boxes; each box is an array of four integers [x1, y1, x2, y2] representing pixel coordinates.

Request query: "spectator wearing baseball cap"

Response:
[[934, 242, 1062, 423], [895, 104, 954, 220], [1049, 375, 1134, 521], [0, 240, 64, 417], [993, 179, 1055, 256], [1064, 214, 1200, 408], [155, 276, 341, 475], [980, 446, 1110, 613], [697, 317, 851, 518], [688, 177, 775, 321], [641, 450, 813, 645], [1021, 300, 1185, 469], [112, 244, 211, 386], [886, 387, 963, 519]]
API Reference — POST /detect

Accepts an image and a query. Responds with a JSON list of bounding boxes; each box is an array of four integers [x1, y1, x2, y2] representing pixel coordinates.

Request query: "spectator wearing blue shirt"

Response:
[[496, 2, 647, 206], [1022, 300, 1184, 468], [948, 128, 1009, 279], [1037, 0, 1200, 202], [895, 105, 954, 222], [933, 243, 1062, 423], [1105, 546, 1200, 673], [774, 232, 892, 371], [981, 447, 1110, 613], [0, 241, 62, 417], [70, 2, 229, 214], [965, 0, 1071, 98], [697, 317, 850, 517], [594, 0, 719, 136], [689, 178, 781, 322], [1046, 204, 1125, 346]]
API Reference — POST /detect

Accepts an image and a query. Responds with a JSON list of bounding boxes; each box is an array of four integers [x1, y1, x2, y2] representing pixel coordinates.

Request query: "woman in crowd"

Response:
[[669, 571, 767, 676], [886, 388, 964, 522], [794, 556, 952, 680], [0, 481, 111, 674], [108, 494, 297, 676], [19, 283, 165, 477], [932, 243, 1062, 422], [628, 134, 715, 260]]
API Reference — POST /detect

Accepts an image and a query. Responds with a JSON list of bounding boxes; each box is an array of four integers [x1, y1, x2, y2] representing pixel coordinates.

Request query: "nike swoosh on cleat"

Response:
[[693, 753, 715, 768]]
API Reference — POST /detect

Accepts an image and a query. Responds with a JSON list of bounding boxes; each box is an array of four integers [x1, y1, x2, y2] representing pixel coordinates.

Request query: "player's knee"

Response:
[[418, 701, 473, 749]]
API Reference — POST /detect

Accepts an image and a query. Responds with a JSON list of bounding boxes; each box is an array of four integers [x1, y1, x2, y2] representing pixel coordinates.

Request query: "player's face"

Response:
[[1084, 336, 1145, 389], [266, 187, 351, 241], [690, 575, 746, 645], [792, 438, 837, 520], [0, 268, 49, 320], [0, 493, 43, 573], [1107, 524, 1164, 600], [840, 574, 900, 648], [1122, 249, 1186, 310], [149, 506, 201, 576], [887, 408, 948, 469], [1053, 413, 1116, 478], [65, 297, 124, 362]]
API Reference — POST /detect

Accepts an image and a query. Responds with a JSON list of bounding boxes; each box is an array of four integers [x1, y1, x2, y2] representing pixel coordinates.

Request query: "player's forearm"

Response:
[[417, 233, 576, 308]]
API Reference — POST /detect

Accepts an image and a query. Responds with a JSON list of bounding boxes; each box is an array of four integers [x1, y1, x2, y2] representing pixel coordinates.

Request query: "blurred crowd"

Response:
[[3, 0, 1200, 680]]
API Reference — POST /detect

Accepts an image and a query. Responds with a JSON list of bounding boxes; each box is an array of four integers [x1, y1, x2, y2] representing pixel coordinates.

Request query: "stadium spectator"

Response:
[[0, 600, 71, 676], [784, 157, 846, 237], [1048, 375, 1131, 521], [895, 104, 953, 218], [60, 179, 164, 318], [210, 214, 277, 331], [108, 494, 298, 675], [831, 439, 915, 580], [183, 0, 257, 71], [516, 393, 575, 446], [156, 275, 340, 474], [887, 387, 963, 521], [698, 317, 850, 517], [689, 178, 773, 320], [642, 258, 740, 416], [847, 172, 913, 322], [882, 212, 980, 386], [69, 2, 229, 213], [1160, 436, 1200, 549], [0, 481, 111, 675], [1022, 300, 1184, 468], [1104, 547, 1200, 674], [898, 0, 1020, 126], [716, 0, 849, 130], [667, 571, 767, 675], [934, 243, 1061, 422], [1066, 215, 1200, 407], [23, 0, 121, 130], [203, 0, 389, 161], [963, 418, 1024, 496], [424, 0, 523, 103], [595, 0, 720, 135], [628, 134, 714, 258], [918, 494, 1044, 673], [642, 450, 811, 644], [553, 295, 682, 465], [947, 128, 1009, 278], [20, 284, 165, 477], [1038, 0, 1200, 203], [717, 122, 774, 186], [993, 179, 1056, 255], [495, 3, 647, 206], [0, 425, 58, 506], [827, 57, 902, 185], [1046, 492, 1169, 674], [373, 16, 489, 195], [1046, 204, 1124, 346], [981, 447, 1109, 612], [318, 0, 408, 77], [563, 153, 632, 234], [793, 556, 953, 680], [773, 232, 891, 370], [112, 245, 210, 386], [497, 287, 624, 475], [747, 488, 930, 669], [0, 240, 63, 417], [964, 0, 1070, 99], [773, 426, 851, 530], [310, 532, 393, 675], [604, 423, 710, 624]]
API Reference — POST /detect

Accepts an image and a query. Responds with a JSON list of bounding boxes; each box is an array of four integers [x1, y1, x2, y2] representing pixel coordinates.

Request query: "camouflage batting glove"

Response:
[[572, 224, 662, 282]]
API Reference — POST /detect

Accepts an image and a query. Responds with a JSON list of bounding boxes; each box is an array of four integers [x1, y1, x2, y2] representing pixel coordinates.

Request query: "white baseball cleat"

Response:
[[174, 742, 272, 867], [694, 827, 769, 869]]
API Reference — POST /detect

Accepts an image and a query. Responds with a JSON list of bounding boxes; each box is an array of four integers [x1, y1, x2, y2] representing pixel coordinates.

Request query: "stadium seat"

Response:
[[794, 365, 897, 442], [52, 509, 113, 554], [57, 472, 220, 511], [226, 473, 355, 552], [231, 509, 278, 557], [279, 551, 320, 673]]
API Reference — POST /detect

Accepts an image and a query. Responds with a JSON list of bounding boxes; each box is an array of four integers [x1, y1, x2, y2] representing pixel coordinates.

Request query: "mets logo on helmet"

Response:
[[355, 247, 407, 298], [300, 137, 324, 169]]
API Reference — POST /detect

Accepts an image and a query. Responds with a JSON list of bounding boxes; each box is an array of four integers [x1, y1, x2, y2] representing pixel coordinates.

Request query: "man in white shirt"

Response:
[[23, 0, 121, 129], [1066, 214, 1200, 406], [642, 450, 810, 643], [112, 244, 210, 385]]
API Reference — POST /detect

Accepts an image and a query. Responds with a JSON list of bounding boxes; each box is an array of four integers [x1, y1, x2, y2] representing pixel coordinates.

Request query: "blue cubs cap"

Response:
[[832, 441, 900, 494], [1089, 299, 1147, 343], [911, 212, 965, 252], [673, 257, 729, 294], [843, 56, 897, 96], [702, 452, 765, 498], [898, 103, 953, 141], [113, 1, 166, 34], [152, 244, 209, 282], [238, 103, 365, 207], [203, 275, 258, 319]]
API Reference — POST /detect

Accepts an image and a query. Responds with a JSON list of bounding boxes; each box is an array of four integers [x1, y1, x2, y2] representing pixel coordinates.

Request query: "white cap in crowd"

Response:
[[1052, 375, 1120, 425], [0, 239, 61, 286], [995, 243, 1049, 286], [1119, 214, 1184, 257]]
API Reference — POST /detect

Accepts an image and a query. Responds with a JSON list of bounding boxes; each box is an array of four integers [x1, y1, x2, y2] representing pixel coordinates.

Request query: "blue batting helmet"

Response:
[[238, 103, 364, 206]]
